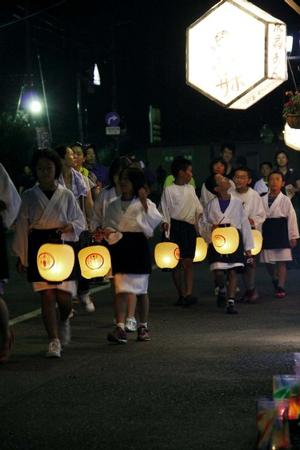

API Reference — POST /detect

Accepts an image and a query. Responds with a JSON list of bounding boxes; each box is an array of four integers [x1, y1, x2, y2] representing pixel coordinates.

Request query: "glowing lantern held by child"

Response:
[[78, 245, 111, 279], [251, 229, 263, 256], [193, 237, 208, 262], [154, 242, 180, 270], [212, 225, 239, 255], [37, 243, 75, 282]]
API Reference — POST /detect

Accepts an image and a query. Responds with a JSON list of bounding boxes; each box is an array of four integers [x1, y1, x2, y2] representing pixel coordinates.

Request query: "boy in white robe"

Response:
[[260, 171, 299, 298], [94, 167, 162, 344], [232, 167, 266, 302], [159, 157, 203, 307], [13, 150, 86, 358], [199, 174, 253, 314], [0, 163, 21, 363]]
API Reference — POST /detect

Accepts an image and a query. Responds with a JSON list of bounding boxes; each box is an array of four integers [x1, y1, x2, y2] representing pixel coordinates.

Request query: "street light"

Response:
[[28, 98, 43, 115]]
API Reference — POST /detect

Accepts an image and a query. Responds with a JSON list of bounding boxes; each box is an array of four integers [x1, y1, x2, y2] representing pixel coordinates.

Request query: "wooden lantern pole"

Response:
[[284, 0, 300, 16]]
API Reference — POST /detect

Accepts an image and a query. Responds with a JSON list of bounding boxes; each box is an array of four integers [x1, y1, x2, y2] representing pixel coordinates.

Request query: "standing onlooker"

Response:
[[0, 163, 21, 362], [199, 174, 253, 314], [160, 157, 203, 307], [254, 162, 273, 196], [232, 167, 266, 302], [260, 171, 299, 298], [84, 144, 109, 190], [220, 142, 236, 179], [13, 150, 86, 358], [274, 150, 300, 202]]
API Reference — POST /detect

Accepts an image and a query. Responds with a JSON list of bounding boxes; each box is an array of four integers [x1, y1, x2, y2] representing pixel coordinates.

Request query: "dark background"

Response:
[[0, 0, 299, 148]]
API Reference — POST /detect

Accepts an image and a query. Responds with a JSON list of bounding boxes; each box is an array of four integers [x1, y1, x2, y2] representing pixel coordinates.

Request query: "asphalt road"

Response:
[[1, 243, 300, 449]]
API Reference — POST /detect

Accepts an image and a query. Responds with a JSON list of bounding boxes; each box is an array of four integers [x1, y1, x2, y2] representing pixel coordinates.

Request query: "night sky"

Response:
[[0, 0, 299, 147]]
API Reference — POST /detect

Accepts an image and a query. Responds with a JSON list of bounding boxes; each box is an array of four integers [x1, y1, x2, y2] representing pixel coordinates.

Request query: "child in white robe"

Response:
[[13, 150, 86, 358], [0, 163, 21, 363], [160, 157, 203, 307], [94, 167, 162, 344], [232, 167, 266, 302], [91, 156, 141, 332], [199, 174, 253, 314], [260, 171, 299, 298]]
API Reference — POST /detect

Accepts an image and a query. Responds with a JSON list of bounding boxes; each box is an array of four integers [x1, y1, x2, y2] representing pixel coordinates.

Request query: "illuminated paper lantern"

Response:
[[284, 122, 300, 151], [37, 243, 75, 282], [212, 226, 239, 254], [186, 0, 287, 109], [78, 245, 111, 279], [193, 237, 208, 262], [154, 242, 180, 270], [251, 229, 263, 256]]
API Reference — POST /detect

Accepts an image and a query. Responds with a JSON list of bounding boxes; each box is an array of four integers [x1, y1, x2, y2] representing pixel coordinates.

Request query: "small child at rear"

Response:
[[159, 157, 203, 307], [260, 171, 299, 298]]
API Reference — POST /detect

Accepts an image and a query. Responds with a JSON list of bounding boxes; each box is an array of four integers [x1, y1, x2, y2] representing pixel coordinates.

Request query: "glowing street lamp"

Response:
[[186, 0, 287, 109], [28, 99, 43, 114]]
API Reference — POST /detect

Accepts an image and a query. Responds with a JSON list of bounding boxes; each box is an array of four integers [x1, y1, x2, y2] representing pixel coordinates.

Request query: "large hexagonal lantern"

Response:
[[186, 0, 287, 109]]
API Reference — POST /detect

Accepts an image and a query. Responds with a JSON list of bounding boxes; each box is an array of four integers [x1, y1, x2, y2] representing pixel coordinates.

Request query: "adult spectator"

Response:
[[84, 144, 109, 189], [220, 142, 236, 178]]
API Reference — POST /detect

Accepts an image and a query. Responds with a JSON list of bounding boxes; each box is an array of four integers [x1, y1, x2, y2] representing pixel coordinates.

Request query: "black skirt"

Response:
[[27, 229, 77, 283], [108, 232, 152, 275], [208, 229, 245, 265], [169, 219, 197, 259], [262, 217, 290, 249], [0, 217, 9, 280]]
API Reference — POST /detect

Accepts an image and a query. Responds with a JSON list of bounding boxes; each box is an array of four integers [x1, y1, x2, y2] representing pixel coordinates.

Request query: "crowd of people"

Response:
[[1, 141, 300, 361]]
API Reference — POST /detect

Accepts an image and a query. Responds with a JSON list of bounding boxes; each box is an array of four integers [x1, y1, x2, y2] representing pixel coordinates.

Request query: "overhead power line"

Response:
[[0, 0, 67, 32]]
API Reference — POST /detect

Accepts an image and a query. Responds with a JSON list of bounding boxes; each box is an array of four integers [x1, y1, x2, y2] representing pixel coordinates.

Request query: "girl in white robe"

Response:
[[0, 163, 21, 363], [95, 167, 162, 344], [260, 171, 299, 298], [13, 150, 86, 358], [199, 174, 253, 314]]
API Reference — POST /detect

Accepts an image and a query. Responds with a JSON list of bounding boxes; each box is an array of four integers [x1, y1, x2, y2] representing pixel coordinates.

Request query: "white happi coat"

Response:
[[13, 183, 86, 267], [159, 184, 203, 238], [90, 186, 118, 231], [254, 178, 268, 195], [104, 196, 162, 238], [260, 191, 299, 263], [231, 187, 266, 230], [0, 163, 21, 228], [199, 196, 254, 251]]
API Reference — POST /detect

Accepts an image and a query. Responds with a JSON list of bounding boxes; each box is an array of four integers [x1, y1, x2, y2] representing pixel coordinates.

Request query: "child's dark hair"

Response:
[[171, 156, 191, 177], [31, 149, 62, 179], [108, 156, 131, 187], [209, 157, 227, 175], [220, 142, 236, 155], [233, 166, 252, 178], [120, 167, 147, 196], [54, 144, 69, 160], [259, 161, 272, 170], [268, 170, 285, 182]]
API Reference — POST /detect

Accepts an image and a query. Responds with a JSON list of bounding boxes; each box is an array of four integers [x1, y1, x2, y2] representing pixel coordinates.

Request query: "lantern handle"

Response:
[[218, 216, 225, 225]]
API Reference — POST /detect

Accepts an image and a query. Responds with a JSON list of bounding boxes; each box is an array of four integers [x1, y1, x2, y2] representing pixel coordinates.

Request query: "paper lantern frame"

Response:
[[186, 0, 287, 109]]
